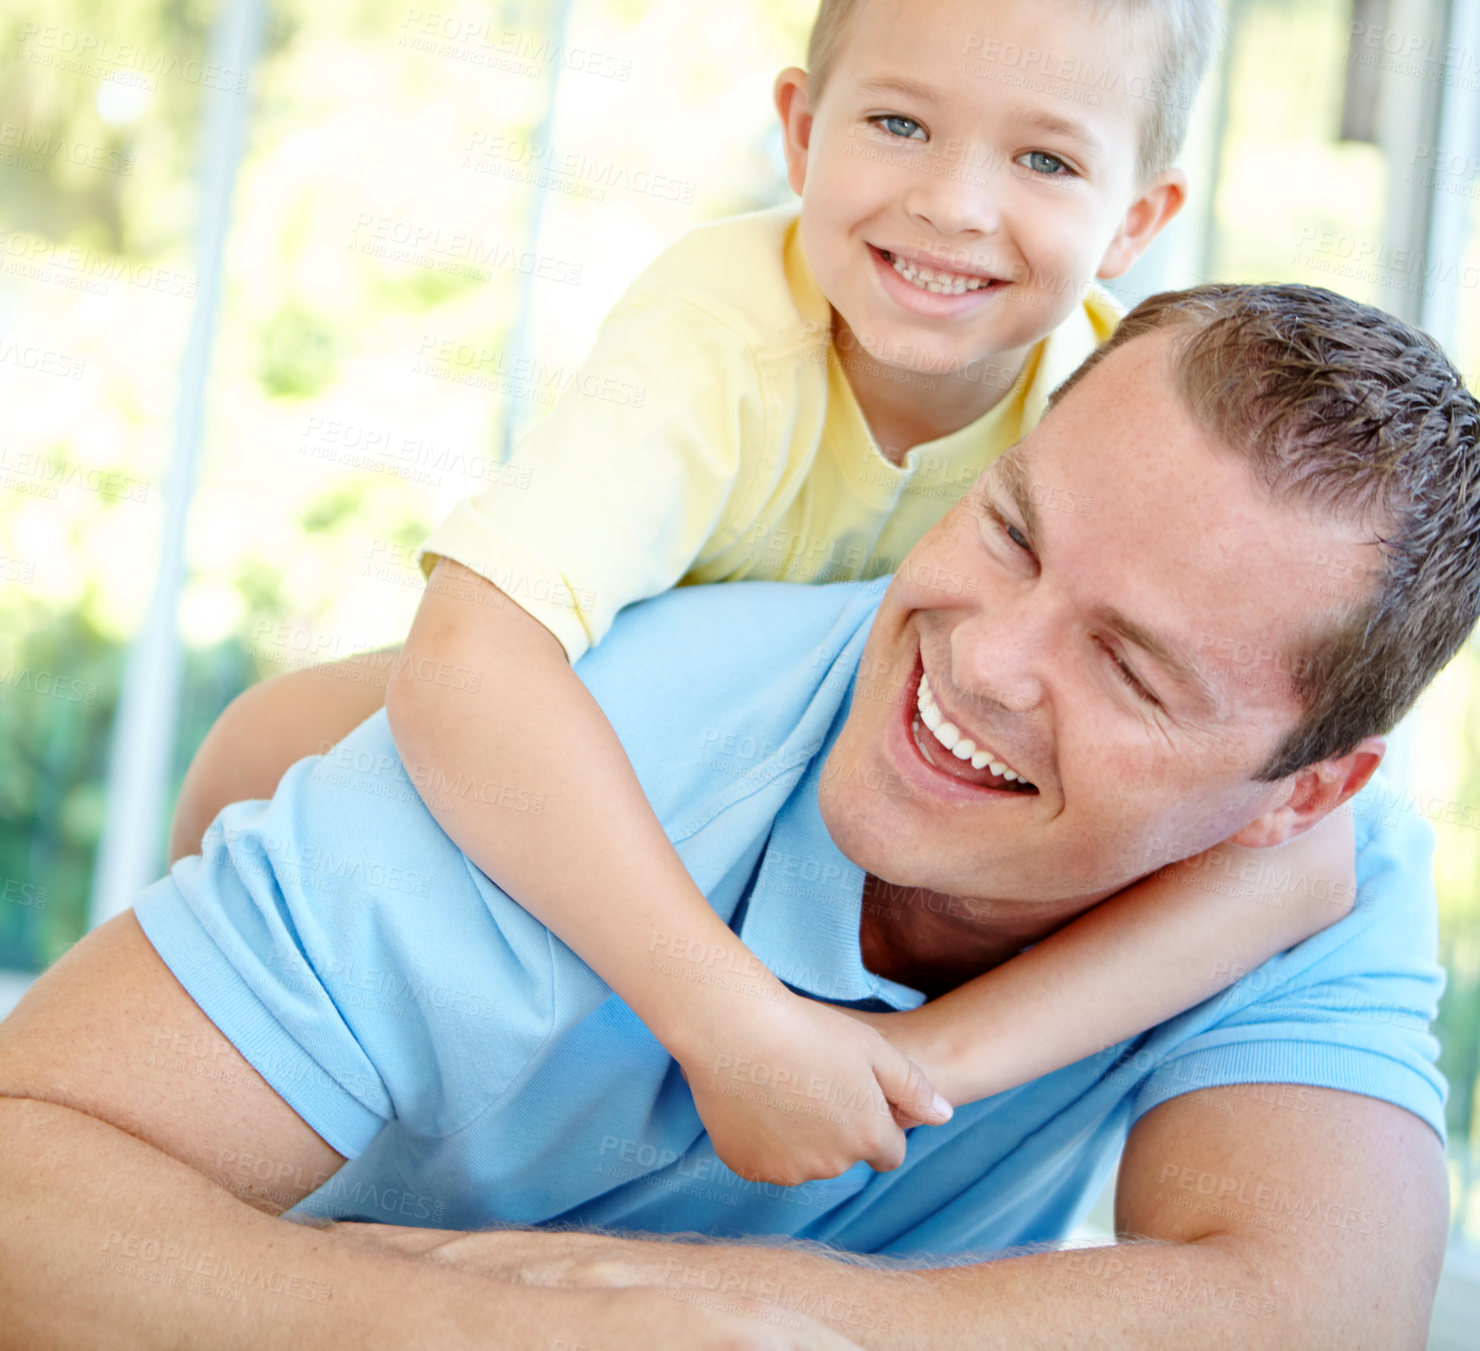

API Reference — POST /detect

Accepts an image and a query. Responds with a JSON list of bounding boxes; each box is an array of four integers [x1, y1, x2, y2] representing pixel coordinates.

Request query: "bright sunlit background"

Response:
[[1, 0, 1478, 1338]]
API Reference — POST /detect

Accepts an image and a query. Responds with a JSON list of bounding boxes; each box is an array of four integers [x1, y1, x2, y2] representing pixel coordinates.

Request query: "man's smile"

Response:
[[887, 646, 1042, 802], [915, 670, 1036, 787]]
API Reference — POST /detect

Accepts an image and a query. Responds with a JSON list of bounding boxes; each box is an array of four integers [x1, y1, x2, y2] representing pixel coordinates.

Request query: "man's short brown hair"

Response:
[[1049, 283, 1480, 780], [804, 0, 1225, 178]]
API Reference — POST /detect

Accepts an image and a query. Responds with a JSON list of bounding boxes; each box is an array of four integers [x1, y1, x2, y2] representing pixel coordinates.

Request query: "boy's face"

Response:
[[778, 0, 1184, 381]]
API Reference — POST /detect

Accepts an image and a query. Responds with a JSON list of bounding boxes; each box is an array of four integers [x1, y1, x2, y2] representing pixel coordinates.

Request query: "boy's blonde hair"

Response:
[[804, 0, 1226, 180]]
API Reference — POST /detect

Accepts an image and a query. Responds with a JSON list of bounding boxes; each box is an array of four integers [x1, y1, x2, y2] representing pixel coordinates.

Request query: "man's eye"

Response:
[[1104, 645, 1160, 707], [1018, 150, 1071, 176], [873, 114, 926, 141], [982, 500, 1033, 556]]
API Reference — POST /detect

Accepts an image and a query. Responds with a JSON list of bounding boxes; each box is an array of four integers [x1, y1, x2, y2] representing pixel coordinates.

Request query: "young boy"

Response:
[[173, 0, 1345, 1186]]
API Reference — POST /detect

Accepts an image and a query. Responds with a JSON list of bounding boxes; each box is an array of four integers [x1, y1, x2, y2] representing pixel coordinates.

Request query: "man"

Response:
[[0, 284, 1475, 1350]]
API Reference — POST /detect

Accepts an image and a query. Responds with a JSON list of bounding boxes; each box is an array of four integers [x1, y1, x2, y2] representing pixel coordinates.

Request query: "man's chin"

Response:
[[826, 813, 973, 895], [820, 794, 917, 884]]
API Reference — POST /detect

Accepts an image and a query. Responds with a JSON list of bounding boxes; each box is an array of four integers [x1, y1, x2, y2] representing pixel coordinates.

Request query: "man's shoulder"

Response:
[[1125, 776, 1447, 1141], [577, 577, 889, 717], [575, 578, 889, 827], [1218, 773, 1441, 1007]]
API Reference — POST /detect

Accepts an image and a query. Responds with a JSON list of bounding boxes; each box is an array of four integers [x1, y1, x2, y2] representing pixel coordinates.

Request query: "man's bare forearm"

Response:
[[0, 1097, 641, 1351], [637, 1233, 1314, 1350], [503, 1228, 1329, 1351]]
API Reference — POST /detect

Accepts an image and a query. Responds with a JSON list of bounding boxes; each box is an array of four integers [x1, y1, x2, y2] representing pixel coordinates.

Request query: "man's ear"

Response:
[[1229, 736, 1386, 848], [1095, 168, 1188, 281], [774, 67, 813, 197]]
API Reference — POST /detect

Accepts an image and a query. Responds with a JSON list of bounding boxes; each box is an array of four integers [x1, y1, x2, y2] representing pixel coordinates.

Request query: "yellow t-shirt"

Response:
[[420, 203, 1121, 661]]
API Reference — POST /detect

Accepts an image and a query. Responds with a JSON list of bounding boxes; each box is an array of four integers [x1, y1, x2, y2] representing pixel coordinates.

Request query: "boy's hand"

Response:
[[821, 1003, 967, 1108], [678, 991, 952, 1186]]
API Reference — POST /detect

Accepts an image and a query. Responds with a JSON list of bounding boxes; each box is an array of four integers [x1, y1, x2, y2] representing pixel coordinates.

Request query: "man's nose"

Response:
[[902, 147, 1004, 239], [953, 595, 1055, 717]]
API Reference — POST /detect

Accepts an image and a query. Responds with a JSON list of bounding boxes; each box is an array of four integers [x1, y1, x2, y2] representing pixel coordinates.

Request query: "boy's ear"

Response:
[[1095, 168, 1188, 281], [1227, 736, 1386, 849], [774, 67, 813, 197]]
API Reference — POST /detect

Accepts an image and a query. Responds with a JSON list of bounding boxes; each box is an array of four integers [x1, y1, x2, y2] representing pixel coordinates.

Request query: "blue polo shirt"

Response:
[[134, 578, 1447, 1256]]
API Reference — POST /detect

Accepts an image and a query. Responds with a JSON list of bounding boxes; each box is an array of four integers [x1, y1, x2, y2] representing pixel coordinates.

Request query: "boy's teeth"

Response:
[[887, 251, 992, 295], [915, 671, 1030, 786]]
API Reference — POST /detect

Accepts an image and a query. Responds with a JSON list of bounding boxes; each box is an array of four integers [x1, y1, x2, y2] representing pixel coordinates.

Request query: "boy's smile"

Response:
[[775, 0, 1186, 451], [870, 243, 1011, 310]]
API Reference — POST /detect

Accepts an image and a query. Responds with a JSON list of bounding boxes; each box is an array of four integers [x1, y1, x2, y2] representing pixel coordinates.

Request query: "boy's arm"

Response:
[[387, 560, 948, 1183], [874, 812, 1356, 1107], [168, 646, 398, 864]]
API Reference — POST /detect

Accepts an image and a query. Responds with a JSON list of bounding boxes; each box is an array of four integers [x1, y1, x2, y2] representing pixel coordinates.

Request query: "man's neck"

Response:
[[857, 874, 1105, 998], [832, 316, 1029, 465]]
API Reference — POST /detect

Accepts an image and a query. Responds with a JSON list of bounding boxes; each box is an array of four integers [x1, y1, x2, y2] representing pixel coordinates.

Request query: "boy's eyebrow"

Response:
[[1019, 109, 1104, 157], [990, 454, 1222, 714], [855, 76, 940, 104]]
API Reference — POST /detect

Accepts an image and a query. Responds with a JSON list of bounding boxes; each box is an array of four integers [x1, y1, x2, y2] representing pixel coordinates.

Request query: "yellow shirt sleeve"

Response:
[[418, 298, 771, 663], [419, 199, 1125, 665]]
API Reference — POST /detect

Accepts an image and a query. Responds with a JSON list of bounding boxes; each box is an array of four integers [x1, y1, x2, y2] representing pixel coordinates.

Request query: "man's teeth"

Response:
[[916, 672, 1026, 782], [887, 251, 992, 295]]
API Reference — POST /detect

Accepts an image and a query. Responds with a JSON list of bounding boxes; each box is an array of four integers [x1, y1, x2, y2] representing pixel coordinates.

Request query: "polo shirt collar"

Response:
[[737, 679, 928, 1012]]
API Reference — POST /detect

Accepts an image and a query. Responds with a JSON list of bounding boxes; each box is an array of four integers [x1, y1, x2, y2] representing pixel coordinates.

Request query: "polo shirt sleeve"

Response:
[[133, 713, 606, 1159], [418, 297, 769, 664], [1128, 784, 1448, 1143]]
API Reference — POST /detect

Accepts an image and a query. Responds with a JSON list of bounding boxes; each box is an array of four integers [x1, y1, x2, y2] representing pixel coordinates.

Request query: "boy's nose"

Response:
[[901, 151, 1004, 239]]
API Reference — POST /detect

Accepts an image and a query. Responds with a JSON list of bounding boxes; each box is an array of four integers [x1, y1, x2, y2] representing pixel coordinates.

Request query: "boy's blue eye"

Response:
[[1020, 151, 1071, 176], [874, 114, 926, 141]]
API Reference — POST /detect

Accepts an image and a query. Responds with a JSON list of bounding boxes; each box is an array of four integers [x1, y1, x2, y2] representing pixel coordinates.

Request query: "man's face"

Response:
[[820, 332, 1381, 910], [785, 0, 1160, 381]]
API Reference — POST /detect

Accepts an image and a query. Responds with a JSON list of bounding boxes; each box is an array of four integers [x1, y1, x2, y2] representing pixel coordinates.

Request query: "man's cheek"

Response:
[[1059, 794, 1160, 895]]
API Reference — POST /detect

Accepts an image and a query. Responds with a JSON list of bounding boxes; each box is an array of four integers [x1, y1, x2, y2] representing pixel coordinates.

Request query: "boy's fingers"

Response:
[[873, 1048, 952, 1126], [863, 1129, 908, 1174]]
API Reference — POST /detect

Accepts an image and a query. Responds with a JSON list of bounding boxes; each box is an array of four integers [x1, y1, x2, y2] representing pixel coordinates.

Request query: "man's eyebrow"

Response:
[[993, 451, 1040, 543], [855, 76, 940, 105], [989, 453, 1221, 713], [1095, 606, 1222, 713]]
